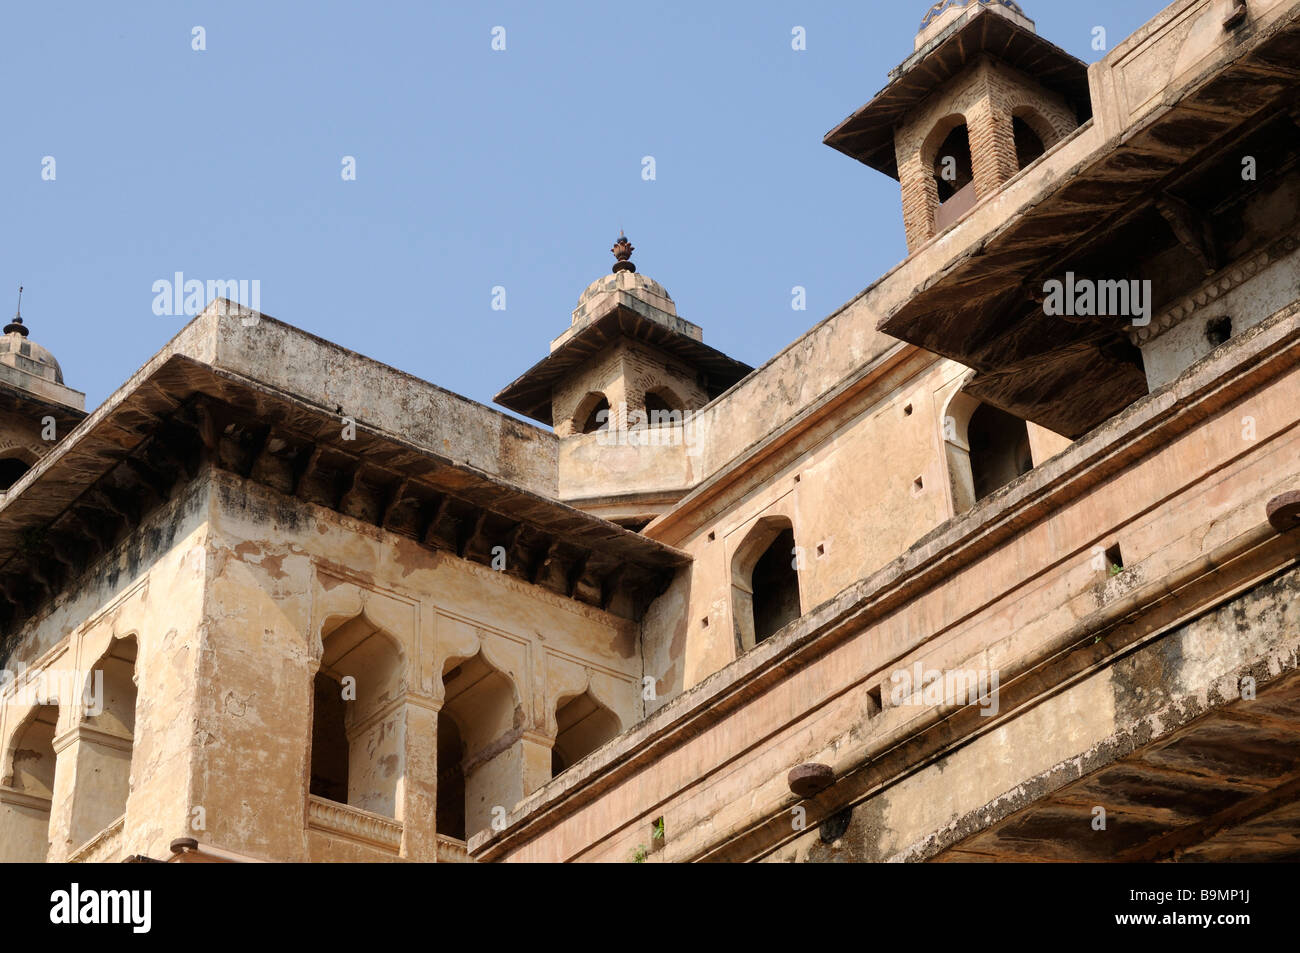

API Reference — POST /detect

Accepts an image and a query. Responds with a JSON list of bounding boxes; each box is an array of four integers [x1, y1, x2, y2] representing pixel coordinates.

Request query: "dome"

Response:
[[920, 0, 1026, 30], [569, 234, 680, 326], [575, 270, 677, 318], [1, 318, 66, 385]]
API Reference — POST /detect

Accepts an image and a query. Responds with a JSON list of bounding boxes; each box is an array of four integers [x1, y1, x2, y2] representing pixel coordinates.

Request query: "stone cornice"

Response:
[[1130, 232, 1300, 346], [53, 722, 134, 755], [0, 784, 51, 811]]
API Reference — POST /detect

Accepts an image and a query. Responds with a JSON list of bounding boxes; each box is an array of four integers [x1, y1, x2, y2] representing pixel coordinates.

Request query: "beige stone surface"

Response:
[[2, 0, 1298, 866]]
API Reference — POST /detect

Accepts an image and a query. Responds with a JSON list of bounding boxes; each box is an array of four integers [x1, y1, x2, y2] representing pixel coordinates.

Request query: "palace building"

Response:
[[2, 0, 1299, 863]]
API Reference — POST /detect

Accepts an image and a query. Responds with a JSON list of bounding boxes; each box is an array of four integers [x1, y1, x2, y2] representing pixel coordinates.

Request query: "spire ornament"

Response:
[[611, 233, 636, 274], [4, 286, 27, 337]]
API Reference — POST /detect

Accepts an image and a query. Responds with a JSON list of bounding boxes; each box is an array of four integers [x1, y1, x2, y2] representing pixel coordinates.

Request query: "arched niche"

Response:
[[0, 703, 59, 862], [551, 689, 621, 778], [942, 385, 1034, 512], [644, 386, 685, 428], [922, 113, 977, 233], [573, 392, 612, 435], [1012, 106, 1057, 170], [438, 650, 520, 839], [311, 611, 407, 818], [68, 635, 139, 848], [0, 451, 36, 492], [731, 515, 802, 653]]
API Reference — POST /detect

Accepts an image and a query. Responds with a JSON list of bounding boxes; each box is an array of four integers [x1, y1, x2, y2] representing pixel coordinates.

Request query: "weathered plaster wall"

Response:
[[638, 352, 1044, 708], [476, 298, 1300, 862], [1137, 175, 1300, 389], [196, 469, 642, 861], [553, 338, 709, 440], [0, 474, 210, 863], [647, 360, 961, 700], [204, 307, 559, 498]]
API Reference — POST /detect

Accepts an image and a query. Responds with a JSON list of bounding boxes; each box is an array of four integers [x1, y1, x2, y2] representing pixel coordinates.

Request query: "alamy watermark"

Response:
[[593, 403, 703, 456], [1043, 272, 1152, 327], [152, 273, 260, 324], [50, 883, 150, 933], [0, 665, 104, 716], [889, 661, 1000, 717]]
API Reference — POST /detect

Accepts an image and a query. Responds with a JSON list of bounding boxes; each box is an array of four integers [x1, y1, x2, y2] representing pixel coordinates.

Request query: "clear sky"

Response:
[[1, 0, 1167, 418]]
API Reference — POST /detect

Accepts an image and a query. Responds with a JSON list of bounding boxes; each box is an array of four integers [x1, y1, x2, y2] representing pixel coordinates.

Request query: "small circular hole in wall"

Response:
[[819, 807, 853, 844], [1205, 316, 1232, 347]]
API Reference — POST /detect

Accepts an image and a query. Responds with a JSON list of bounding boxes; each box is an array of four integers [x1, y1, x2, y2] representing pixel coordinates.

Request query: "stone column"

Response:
[[397, 695, 439, 862], [897, 149, 940, 253], [45, 725, 81, 862], [0, 786, 53, 862], [967, 79, 1019, 199], [520, 730, 554, 797]]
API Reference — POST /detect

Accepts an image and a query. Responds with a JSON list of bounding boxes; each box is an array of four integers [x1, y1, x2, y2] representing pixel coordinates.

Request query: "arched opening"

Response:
[[925, 116, 976, 233], [968, 403, 1034, 502], [438, 651, 518, 839], [731, 517, 802, 653], [943, 385, 1037, 514], [1013, 116, 1047, 170], [752, 529, 800, 643], [0, 457, 32, 492], [309, 671, 349, 804], [311, 613, 405, 817], [574, 392, 612, 434], [435, 715, 466, 840], [69, 636, 138, 848], [932, 122, 974, 202], [551, 690, 620, 778], [644, 387, 684, 428], [0, 704, 59, 862]]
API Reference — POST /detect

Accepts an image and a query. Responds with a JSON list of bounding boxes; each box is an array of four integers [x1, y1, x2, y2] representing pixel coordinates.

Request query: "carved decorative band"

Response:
[[1130, 233, 1300, 346], [306, 795, 402, 852], [436, 835, 470, 863]]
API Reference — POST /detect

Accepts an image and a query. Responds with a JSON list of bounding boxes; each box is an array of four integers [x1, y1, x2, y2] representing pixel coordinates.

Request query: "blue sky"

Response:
[[1, 0, 1166, 416]]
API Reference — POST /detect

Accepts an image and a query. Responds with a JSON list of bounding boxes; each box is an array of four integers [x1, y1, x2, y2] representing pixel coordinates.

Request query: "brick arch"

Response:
[[1010, 103, 1065, 151], [0, 447, 38, 492], [571, 390, 612, 435], [920, 112, 972, 169]]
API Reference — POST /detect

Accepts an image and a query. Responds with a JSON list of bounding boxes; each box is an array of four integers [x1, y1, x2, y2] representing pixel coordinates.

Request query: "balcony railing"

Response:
[[436, 835, 470, 863], [306, 795, 402, 853], [68, 814, 125, 864]]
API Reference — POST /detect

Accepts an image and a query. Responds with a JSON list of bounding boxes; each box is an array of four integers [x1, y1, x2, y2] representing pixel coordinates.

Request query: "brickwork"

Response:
[[894, 56, 1079, 251], [552, 342, 626, 436], [552, 338, 708, 437]]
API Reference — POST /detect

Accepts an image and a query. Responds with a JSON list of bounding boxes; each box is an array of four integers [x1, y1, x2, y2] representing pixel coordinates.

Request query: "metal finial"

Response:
[[612, 233, 636, 274], [4, 286, 27, 337]]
